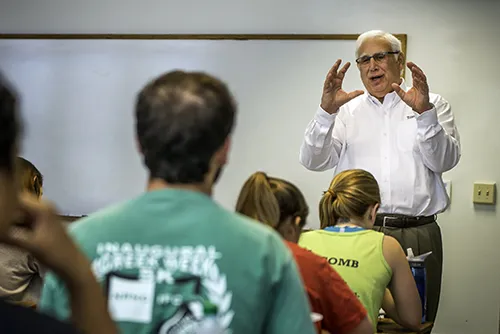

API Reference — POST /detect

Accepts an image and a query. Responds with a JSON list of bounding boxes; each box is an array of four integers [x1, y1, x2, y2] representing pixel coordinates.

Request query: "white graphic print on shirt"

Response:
[[92, 243, 234, 333]]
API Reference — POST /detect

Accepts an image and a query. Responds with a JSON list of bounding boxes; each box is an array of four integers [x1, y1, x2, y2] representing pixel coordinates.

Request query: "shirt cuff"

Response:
[[415, 106, 438, 128], [314, 106, 337, 126]]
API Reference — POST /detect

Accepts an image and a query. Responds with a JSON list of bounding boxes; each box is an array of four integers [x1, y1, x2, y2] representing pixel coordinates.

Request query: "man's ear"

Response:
[[398, 52, 406, 76], [294, 216, 302, 226], [215, 137, 231, 166], [135, 137, 143, 154]]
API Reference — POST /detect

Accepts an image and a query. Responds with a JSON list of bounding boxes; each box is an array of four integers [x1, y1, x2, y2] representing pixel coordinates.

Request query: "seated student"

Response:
[[235, 171, 372, 334], [0, 157, 45, 306], [39, 70, 316, 334], [299, 169, 422, 332], [0, 73, 117, 333]]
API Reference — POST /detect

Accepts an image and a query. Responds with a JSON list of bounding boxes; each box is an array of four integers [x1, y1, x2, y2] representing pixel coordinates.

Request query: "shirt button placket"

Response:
[[382, 108, 392, 209]]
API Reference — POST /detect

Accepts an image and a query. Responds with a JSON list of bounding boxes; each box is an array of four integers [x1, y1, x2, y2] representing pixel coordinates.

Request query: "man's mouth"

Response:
[[370, 74, 384, 82]]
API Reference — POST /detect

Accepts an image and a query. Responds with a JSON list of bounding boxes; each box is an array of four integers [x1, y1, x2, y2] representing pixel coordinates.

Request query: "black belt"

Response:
[[374, 214, 436, 228]]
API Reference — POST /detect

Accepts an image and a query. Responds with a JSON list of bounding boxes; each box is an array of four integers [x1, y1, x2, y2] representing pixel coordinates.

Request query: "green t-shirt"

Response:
[[299, 229, 392, 331], [40, 189, 316, 334]]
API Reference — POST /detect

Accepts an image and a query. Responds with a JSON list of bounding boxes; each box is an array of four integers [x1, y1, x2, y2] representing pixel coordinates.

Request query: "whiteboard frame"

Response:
[[0, 33, 407, 77]]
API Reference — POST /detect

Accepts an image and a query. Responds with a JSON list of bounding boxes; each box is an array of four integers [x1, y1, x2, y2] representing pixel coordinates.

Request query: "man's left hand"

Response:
[[392, 62, 433, 114]]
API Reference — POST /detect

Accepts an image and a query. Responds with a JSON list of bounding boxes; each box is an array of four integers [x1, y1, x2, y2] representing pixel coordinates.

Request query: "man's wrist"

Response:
[[414, 103, 434, 114], [320, 103, 339, 115]]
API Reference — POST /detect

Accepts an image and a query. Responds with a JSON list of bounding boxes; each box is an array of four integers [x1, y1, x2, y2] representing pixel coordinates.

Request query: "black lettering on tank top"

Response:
[[324, 256, 359, 268]]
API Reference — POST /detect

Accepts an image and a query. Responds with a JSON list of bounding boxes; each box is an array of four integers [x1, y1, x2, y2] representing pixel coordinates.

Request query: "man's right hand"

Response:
[[321, 59, 364, 114]]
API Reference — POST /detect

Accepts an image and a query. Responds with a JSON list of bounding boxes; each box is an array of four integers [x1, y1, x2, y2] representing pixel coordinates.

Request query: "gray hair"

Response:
[[355, 30, 402, 58]]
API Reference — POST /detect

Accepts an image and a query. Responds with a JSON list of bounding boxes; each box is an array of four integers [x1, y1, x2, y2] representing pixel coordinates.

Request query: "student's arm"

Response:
[[60, 252, 116, 334], [382, 236, 422, 331], [318, 261, 372, 334], [381, 289, 402, 324], [5, 194, 117, 334], [264, 241, 316, 334]]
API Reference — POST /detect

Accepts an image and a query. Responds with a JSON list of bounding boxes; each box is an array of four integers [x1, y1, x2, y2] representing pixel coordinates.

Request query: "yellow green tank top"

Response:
[[299, 228, 392, 331]]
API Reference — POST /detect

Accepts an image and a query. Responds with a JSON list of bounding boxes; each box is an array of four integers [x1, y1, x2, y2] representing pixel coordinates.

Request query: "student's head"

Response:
[[320, 169, 381, 229], [235, 172, 309, 243], [16, 157, 43, 198], [0, 73, 21, 236], [135, 70, 236, 192]]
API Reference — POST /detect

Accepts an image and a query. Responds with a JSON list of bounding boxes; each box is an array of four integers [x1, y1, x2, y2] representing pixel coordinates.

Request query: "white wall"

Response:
[[1, 0, 499, 333]]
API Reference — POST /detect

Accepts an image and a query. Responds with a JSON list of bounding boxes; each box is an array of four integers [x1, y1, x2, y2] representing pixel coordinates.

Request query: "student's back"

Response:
[[235, 171, 373, 334], [299, 169, 422, 332], [41, 188, 310, 333], [39, 71, 316, 334], [299, 228, 391, 327]]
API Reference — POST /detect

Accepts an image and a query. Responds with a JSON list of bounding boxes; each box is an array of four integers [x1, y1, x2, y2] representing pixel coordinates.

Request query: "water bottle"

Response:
[[197, 301, 224, 334], [406, 248, 432, 323]]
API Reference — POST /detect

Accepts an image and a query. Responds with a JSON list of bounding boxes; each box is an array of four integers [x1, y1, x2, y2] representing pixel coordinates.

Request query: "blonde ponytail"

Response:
[[235, 171, 280, 227], [319, 189, 337, 229], [320, 169, 381, 227]]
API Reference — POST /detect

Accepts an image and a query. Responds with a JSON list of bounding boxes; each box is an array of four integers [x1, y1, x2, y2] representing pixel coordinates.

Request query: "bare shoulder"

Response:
[[382, 235, 406, 269]]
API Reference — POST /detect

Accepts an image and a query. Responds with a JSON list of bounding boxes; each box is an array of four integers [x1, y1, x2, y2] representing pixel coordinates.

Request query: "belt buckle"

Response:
[[383, 216, 398, 228]]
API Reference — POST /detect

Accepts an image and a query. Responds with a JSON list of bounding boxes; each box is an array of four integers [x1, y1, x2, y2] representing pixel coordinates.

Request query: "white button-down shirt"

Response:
[[299, 82, 461, 216]]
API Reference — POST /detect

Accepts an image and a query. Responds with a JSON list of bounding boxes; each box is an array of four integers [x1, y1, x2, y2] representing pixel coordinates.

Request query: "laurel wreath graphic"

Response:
[[201, 263, 235, 332]]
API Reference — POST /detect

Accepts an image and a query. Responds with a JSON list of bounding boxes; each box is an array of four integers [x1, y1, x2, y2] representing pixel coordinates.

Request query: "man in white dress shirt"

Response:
[[299, 30, 460, 323]]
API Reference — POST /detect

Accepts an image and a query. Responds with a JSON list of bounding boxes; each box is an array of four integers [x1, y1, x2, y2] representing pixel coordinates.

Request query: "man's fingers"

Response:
[[392, 83, 406, 99], [348, 90, 364, 100], [413, 77, 429, 95], [331, 59, 342, 73], [339, 62, 351, 74], [325, 59, 342, 79], [337, 62, 351, 80], [324, 61, 339, 89], [408, 62, 428, 82], [324, 59, 343, 90], [407, 61, 416, 70]]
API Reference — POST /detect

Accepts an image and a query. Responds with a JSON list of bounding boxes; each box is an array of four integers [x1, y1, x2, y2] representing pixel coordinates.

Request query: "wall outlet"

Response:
[[473, 182, 496, 204]]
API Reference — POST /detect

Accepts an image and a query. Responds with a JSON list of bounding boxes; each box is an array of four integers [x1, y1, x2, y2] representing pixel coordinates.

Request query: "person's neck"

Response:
[[147, 178, 212, 196], [335, 218, 368, 229]]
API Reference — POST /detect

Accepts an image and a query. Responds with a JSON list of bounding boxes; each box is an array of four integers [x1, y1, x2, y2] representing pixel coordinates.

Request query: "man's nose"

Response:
[[369, 58, 379, 71]]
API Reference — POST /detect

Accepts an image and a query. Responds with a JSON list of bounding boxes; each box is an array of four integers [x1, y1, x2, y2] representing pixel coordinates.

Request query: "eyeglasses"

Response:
[[355, 51, 400, 66]]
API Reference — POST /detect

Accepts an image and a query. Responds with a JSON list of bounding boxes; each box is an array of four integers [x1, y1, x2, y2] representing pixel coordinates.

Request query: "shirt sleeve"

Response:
[[415, 96, 461, 173], [27, 255, 46, 279], [299, 106, 345, 171], [39, 272, 71, 322], [318, 260, 368, 334], [263, 240, 317, 334]]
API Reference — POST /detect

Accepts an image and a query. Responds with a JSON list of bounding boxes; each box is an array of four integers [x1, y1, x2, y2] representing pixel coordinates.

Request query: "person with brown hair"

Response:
[[40, 71, 316, 334], [0, 157, 45, 306], [17, 157, 43, 198], [299, 169, 422, 333], [236, 171, 372, 334]]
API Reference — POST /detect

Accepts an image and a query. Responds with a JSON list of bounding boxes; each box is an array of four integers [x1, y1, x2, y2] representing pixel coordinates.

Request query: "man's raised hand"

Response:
[[321, 59, 364, 114]]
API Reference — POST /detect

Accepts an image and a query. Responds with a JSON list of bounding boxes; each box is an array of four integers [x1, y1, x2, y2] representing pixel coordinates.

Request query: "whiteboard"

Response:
[[0, 38, 378, 228]]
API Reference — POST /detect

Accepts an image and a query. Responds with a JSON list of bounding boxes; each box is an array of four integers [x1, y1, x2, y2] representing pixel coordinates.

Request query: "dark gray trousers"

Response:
[[374, 220, 443, 323]]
